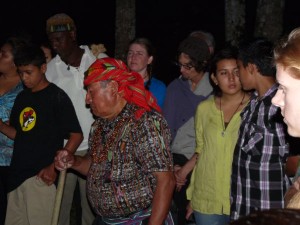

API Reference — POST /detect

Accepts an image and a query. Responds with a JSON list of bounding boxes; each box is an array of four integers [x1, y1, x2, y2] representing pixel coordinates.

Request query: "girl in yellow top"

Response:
[[185, 47, 250, 225]]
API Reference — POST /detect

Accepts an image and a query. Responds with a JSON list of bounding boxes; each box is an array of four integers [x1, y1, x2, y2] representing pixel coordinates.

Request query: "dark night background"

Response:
[[1, 0, 300, 84]]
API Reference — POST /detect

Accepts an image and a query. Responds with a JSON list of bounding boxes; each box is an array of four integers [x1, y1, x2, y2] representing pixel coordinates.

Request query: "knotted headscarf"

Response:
[[84, 58, 161, 118]]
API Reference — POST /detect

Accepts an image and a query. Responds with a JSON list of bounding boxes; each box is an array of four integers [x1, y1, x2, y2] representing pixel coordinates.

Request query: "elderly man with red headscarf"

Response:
[[55, 57, 175, 225]]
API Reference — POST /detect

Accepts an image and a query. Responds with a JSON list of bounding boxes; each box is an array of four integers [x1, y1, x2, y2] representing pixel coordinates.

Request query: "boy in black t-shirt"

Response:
[[0, 44, 83, 225]]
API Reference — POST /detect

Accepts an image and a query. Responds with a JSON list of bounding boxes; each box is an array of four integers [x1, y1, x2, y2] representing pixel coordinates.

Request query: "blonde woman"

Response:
[[272, 27, 300, 205]]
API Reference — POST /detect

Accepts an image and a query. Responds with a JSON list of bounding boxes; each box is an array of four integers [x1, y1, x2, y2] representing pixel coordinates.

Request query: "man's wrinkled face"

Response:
[[85, 81, 117, 118]]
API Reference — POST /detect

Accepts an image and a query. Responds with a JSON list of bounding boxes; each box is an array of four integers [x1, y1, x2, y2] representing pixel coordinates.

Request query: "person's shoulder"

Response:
[[141, 110, 169, 128], [47, 54, 60, 66], [48, 83, 69, 97], [197, 95, 214, 109], [13, 81, 24, 92], [48, 82, 59, 90], [256, 84, 278, 106], [168, 76, 183, 84], [81, 45, 97, 58], [132, 110, 170, 138], [201, 95, 214, 104], [151, 77, 166, 87], [14, 88, 27, 100], [166, 76, 185, 89], [45, 55, 60, 79], [48, 84, 75, 107]]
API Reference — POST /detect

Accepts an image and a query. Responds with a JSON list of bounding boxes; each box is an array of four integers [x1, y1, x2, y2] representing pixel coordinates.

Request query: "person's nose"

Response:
[[271, 90, 284, 108], [131, 52, 139, 60], [50, 41, 59, 51], [20, 73, 27, 82], [228, 72, 235, 81]]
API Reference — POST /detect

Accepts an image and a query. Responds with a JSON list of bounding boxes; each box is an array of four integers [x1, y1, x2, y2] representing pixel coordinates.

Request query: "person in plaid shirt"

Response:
[[230, 38, 290, 221]]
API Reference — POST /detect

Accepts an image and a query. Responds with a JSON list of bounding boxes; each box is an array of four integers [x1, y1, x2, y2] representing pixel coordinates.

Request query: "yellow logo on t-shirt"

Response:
[[20, 107, 36, 131]]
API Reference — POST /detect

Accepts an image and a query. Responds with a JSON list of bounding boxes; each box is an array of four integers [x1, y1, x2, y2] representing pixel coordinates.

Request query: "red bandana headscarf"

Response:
[[84, 58, 161, 118]]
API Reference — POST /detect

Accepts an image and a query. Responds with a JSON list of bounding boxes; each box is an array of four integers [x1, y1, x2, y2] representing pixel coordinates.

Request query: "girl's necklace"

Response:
[[220, 92, 245, 137]]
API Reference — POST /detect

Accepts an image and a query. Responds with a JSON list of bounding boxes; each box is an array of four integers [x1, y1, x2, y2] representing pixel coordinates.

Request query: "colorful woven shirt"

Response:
[[230, 84, 290, 220], [86, 103, 173, 218]]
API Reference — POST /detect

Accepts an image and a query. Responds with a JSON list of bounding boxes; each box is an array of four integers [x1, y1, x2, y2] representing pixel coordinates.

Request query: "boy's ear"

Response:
[[247, 63, 258, 75], [41, 63, 47, 74], [246, 63, 255, 75]]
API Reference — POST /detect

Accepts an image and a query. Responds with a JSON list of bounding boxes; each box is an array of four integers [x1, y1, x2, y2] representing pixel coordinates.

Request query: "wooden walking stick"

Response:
[[51, 170, 67, 225]]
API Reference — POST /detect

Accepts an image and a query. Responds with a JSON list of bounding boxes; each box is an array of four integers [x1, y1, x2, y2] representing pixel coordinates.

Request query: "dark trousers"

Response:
[[0, 166, 9, 225], [92, 216, 105, 225], [172, 153, 193, 225]]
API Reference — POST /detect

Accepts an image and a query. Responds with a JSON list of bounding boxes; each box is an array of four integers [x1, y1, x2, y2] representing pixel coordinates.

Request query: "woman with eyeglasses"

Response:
[[127, 37, 166, 108], [186, 47, 250, 225], [163, 35, 214, 225]]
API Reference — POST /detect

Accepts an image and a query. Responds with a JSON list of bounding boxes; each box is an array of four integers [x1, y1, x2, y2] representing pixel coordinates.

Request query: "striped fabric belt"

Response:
[[102, 208, 174, 225]]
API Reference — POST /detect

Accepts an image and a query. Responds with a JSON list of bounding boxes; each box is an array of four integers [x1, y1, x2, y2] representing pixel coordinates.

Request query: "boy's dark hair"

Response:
[[14, 44, 46, 67], [209, 46, 238, 96], [238, 38, 276, 77]]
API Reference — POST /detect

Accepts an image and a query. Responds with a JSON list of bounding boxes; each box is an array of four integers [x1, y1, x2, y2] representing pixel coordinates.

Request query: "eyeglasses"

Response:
[[175, 62, 194, 70]]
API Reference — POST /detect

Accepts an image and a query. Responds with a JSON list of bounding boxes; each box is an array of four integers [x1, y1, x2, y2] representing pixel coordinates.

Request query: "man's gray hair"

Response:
[[99, 79, 112, 88], [189, 30, 215, 50]]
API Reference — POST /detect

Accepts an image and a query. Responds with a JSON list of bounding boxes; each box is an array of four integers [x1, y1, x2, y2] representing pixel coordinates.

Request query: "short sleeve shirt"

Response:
[[86, 104, 173, 218]]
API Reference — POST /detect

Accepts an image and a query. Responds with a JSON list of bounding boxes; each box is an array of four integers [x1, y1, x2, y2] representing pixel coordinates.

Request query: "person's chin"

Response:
[[129, 65, 138, 71], [90, 108, 96, 115], [287, 126, 300, 138], [181, 74, 189, 80], [24, 83, 32, 89]]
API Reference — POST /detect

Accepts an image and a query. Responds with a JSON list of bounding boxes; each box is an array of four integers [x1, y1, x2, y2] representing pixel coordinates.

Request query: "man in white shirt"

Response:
[[45, 13, 107, 225]]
